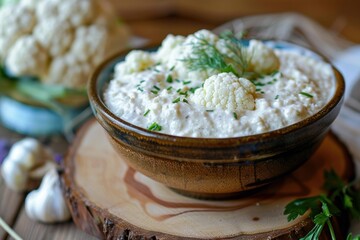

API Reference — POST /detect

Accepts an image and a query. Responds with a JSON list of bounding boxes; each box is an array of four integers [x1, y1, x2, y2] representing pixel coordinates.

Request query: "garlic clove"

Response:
[[1, 159, 28, 191], [29, 161, 57, 179], [8, 138, 48, 168], [25, 168, 71, 223], [0, 138, 55, 191]]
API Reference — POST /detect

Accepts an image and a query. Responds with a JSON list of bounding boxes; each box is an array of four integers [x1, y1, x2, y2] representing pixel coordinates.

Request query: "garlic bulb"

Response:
[[25, 168, 71, 223], [0, 138, 54, 191]]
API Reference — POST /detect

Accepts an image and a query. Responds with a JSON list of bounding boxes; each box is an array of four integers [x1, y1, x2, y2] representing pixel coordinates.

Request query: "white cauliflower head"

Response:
[[34, 19, 74, 57], [191, 72, 256, 112], [0, 4, 36, 60], [5, 35, 49, 77], [248, 40, 280, 74], [36, 0, 96, 27], [0, 0, 129, 89]]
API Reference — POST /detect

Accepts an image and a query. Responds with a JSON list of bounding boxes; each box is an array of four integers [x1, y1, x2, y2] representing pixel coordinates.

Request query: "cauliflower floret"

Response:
[[0, 4, 36, 60], [162, 30, 220, 82], [47, 53, 91, 88], [185, 29, 219, 46], [191, 72, 256, 112], [36, 0, 96, 27], [248, 40, 280, 74], [34, 19, 74, 57], [69, 24, 111, 66], [20, 0, 39, 10], [115, 50, 155, 76], [156, 34, 185, 63], [6, 36, 49, 77]]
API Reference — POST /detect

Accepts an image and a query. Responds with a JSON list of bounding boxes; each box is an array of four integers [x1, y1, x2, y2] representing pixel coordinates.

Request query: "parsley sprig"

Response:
[[284, 169, 360, 240]]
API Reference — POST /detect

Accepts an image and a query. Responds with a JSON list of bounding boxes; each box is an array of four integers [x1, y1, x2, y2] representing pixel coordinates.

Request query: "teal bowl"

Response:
[[88, 42, 345, 199]]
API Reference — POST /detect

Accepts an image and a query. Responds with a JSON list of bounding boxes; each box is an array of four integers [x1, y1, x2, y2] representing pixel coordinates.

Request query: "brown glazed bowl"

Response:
[[88, 43, 345, 199]]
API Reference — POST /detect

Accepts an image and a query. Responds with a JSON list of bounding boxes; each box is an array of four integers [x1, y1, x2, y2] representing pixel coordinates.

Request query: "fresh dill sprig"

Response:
[[181, 34, 238, 77], [220, 31, 251, 77], [181, 31, 255, 79]]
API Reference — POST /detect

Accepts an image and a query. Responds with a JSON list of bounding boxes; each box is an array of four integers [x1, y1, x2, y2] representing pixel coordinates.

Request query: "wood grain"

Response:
[[10, 207, 96, 240], [63, 120, 353, 239], [0, 125, 26, 240], [0, 176, 25, 240]]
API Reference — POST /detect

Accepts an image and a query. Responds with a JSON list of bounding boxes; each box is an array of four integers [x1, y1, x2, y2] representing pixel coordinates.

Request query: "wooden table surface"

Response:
[[1, 4, 360, 239]]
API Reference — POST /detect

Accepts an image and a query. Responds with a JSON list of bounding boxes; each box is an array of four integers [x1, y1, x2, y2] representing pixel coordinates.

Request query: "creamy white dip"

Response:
[[104, 30, 335, 138]]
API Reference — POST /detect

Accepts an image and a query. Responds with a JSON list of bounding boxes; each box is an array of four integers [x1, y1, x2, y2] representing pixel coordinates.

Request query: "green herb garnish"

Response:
[[300, 92, 313, 98], [167, 86, 173, 91], [151, 90, 158, 94], [189, 86, 200, 93], [233, 112, 238, 120], [275, 95, 279, 100], [182, 99, 189, 103], [253, 82, 265, 87], [153, 85, 160, 91], [284, 169, 360, 240], [179, 91, 188, 97], [169, 66, 175, 71], [181, 32, 252, 78], [206, 109, 214, 112], [183, 80, 191, 85], [143, 109, 150, 116], [148, 122, 162, 131], [172, 97, 181, 103], [166, 75, 173, 83], [270, 70, 279, 76]]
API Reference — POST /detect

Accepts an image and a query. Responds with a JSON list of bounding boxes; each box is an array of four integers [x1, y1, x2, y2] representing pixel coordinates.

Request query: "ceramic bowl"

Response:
[[88, 42, 345, 199]]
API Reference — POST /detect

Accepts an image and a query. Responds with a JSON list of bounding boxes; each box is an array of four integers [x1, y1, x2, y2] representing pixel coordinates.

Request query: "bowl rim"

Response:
[[88, 42, 345, 146]]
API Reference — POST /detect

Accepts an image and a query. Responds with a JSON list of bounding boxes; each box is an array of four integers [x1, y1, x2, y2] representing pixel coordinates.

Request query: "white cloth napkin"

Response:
[[332, 46, 360, 235], [332, 46, 360, 178]]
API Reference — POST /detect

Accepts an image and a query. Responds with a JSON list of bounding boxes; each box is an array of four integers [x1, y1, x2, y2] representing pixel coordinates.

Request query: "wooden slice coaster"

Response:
[[62, 119, 354, 239]]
